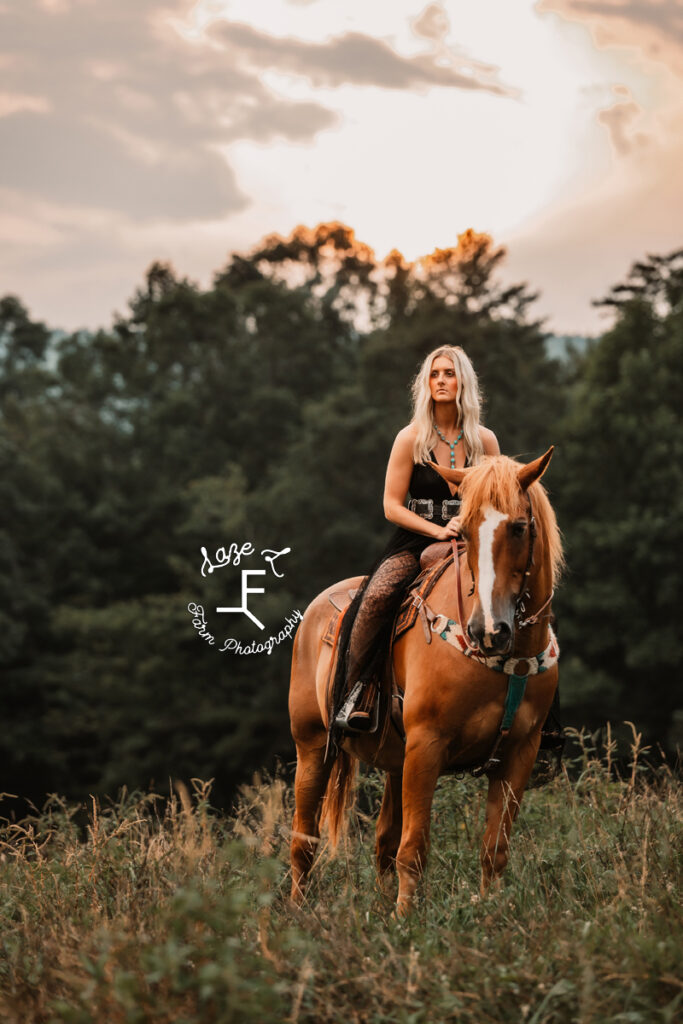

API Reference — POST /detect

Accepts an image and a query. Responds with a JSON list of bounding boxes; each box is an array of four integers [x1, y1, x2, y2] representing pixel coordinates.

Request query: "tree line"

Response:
[[1, 224, 681, 809]]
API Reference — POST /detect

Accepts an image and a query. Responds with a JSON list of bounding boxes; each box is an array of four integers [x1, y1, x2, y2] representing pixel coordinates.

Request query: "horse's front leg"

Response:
[[480, 733, 540, 894], [395, 730, 446, 914]]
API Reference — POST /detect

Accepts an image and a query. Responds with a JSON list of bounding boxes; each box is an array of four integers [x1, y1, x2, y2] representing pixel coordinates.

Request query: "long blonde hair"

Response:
[[410, 346, 485, 465]]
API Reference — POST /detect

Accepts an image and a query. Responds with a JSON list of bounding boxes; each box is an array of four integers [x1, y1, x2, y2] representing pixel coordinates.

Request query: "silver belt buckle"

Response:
[[410, 498, 434, 519], [441, 498, 461, 521]]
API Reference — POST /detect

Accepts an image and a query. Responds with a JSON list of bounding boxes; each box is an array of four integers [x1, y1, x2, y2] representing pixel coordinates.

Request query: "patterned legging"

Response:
[[346, 551, 420, 685]]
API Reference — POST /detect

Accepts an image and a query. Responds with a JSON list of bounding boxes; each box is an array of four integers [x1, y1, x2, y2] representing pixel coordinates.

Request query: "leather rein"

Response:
[[451, 491, 554, 654]]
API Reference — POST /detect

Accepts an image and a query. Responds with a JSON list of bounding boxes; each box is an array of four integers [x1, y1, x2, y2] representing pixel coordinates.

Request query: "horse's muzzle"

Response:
[[468, 619, 513, 656]]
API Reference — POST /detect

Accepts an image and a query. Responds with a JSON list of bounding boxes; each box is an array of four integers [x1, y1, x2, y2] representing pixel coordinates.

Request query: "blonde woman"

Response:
[[335, 346, 499, 731]]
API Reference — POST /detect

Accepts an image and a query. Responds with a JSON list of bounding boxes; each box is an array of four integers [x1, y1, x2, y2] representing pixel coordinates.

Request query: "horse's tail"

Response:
[[320, 747, 357, 850]]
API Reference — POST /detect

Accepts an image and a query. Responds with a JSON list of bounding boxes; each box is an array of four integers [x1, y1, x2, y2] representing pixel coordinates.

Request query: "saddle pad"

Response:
[[393, 552, 455, 642], [322, 588, 358, 648], [322, 608, 341, 647]]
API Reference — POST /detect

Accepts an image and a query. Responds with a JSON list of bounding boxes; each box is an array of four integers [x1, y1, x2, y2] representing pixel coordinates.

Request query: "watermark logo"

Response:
[[187, 542, 302, 655]]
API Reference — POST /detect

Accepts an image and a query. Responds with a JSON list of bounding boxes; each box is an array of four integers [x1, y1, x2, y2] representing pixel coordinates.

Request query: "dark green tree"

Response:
[[0, 250, 360, 806], [555, 249, 683, 747], [0, 299, 62, 800], [6, 227, 677, 811]]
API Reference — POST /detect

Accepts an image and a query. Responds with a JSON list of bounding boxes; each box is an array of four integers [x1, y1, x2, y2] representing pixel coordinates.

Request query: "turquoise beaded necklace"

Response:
[[434, 424, 464, 468]]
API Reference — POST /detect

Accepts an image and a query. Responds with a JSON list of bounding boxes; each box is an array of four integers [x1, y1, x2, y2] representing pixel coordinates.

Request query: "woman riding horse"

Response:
[[334, 345, 499, 731], [289, 443, 563, 911]]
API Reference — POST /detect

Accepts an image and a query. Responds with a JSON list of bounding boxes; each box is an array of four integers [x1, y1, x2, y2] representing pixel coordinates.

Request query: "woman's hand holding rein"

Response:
[[437, 517, 462, 541]]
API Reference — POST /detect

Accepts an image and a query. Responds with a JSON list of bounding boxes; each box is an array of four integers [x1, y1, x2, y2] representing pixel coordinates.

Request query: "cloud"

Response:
[[536, 0, 683, 75], [536, 3, 683, 164], [597, 86, 649, 154], [0, 0, 337, 221], [0, 92, 51, 116], [0, 0, 522, 328], [0, 111, 246, 219], [0, 0, 516, 226], [210, 21, 516, 96], [506, 89, 683, 334], [412, 3, 450, 43]]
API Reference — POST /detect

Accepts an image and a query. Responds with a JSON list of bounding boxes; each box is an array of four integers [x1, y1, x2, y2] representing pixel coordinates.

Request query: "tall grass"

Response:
[[0, 728, 680, 1023]]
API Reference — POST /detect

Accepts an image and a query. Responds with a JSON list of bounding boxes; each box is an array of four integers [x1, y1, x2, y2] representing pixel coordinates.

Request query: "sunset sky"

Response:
[[1, 0, 682, 334]]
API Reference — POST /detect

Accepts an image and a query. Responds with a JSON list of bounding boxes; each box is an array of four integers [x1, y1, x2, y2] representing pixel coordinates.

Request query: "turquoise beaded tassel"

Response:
[[434, 425, 463, 468]]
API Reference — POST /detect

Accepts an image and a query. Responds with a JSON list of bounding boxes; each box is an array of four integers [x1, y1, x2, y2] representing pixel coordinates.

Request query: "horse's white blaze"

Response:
[[478, 505, 508, 633]]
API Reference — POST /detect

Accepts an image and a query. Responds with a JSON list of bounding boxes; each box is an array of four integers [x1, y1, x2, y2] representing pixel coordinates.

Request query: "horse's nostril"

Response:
[[496, 621, 511, 641]]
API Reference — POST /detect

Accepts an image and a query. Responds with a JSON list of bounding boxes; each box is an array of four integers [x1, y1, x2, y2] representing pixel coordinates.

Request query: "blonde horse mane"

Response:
[[459, 455, 565, 587]]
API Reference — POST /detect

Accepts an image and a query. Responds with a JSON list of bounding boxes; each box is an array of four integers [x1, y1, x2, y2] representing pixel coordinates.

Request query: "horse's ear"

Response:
[[428, 461, 468, 485], [517, 446, 554, 491]]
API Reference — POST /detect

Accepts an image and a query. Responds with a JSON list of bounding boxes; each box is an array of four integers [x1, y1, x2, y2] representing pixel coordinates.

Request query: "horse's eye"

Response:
[[510, 522, 526, 538]]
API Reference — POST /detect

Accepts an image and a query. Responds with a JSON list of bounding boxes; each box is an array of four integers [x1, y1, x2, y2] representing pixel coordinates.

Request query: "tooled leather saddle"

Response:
[[322, 548, 456, 656], [323, 549, 457, 746]]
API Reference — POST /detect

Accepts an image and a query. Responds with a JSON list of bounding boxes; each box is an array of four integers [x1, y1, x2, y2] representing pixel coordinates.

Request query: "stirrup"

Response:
[[334, 681, 380, 735]]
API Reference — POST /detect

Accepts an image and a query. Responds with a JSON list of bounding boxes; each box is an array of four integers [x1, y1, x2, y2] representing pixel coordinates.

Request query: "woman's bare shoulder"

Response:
[[478, 425, 500, 455], [392, 423, 418, 452]]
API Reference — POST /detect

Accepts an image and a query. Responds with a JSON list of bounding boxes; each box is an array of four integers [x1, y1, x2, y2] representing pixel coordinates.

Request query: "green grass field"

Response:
[[1, 729, 681, 1024]]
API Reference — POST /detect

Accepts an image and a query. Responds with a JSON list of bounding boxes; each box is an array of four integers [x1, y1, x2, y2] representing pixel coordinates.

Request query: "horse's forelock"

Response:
[[460, 456, 564, 586], [460, 457, 526, 524]]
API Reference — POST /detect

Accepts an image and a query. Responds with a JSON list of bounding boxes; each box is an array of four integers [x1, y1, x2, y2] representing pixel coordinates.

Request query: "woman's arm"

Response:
[[383, 427, 456, 541]]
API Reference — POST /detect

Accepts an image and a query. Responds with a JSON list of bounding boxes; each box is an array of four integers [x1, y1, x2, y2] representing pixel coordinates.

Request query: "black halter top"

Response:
[[377, 450, 470, 562], [408, 450, 463, 502]]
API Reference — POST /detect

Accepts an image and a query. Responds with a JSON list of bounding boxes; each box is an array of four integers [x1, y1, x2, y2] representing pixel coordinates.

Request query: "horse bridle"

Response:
[[452, 490, 554, 647], [514, 492, 555, 628], [515, 492, 537, 623]]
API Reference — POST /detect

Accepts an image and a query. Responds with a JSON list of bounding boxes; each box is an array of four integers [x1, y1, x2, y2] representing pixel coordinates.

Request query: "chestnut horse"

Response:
[[288, 448, 563, 913]]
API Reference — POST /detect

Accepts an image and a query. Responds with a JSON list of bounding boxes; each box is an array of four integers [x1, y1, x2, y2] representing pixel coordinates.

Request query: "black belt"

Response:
[[408, 498, 461, 521]]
